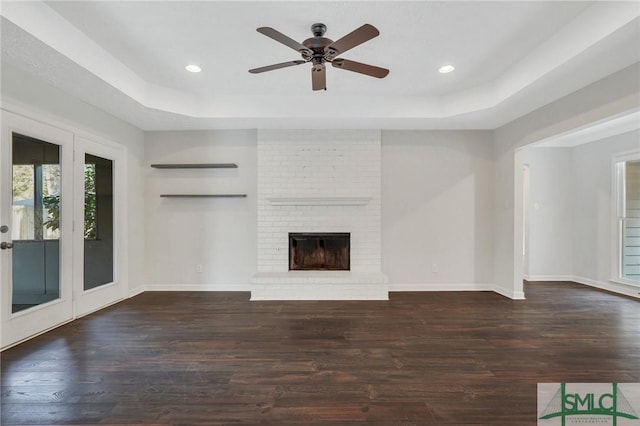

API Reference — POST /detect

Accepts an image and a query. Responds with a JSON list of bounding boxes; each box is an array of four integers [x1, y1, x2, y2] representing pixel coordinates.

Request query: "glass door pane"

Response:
[[83, 154, 113, 290], [11, 134, 61, 313]]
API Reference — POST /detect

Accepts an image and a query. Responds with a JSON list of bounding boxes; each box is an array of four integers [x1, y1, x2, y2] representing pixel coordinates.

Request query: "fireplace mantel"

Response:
[[266, 195, 372, 206]]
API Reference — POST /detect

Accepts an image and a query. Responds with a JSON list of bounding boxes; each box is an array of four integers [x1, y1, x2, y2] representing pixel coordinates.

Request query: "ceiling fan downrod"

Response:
[[311, 23, 327, 37]]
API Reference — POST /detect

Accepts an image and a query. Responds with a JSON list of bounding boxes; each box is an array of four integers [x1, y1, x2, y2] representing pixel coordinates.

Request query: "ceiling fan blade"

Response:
[[332, 58, 389, 78], [249, 60, 306, 74], [257, 27, 312, 55], [325, 24, 379, 59], [312, 63, 326, 91]]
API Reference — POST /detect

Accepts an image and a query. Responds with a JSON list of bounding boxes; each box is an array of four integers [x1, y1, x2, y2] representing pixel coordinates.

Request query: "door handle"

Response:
[[0, 242, 13, 250]]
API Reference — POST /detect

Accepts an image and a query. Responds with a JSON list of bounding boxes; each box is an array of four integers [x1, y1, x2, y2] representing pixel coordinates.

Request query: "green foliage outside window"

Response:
[[43, 164, 97, 239], [12, 165, 34, 201]]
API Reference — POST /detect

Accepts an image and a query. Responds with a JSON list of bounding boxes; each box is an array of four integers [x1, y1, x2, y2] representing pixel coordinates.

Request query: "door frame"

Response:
[[522, 163, 530, 279], [1, 106, 130, 350], [73, 136, 128, 317], [1, 110, 75, 349]]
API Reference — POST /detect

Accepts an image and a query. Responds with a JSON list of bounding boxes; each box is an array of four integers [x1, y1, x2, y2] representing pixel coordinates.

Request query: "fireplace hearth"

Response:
[[289, 233, 350, 271]]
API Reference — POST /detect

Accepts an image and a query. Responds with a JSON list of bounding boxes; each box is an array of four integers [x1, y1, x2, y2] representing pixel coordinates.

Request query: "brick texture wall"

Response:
[[256, 130, 382, 273]]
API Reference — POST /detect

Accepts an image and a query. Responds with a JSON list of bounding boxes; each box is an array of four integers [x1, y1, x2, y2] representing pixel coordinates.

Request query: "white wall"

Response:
[[521, 148, 574, 279], [572, 130, 640, 291], [1, 62, 146, 295], [144, 130, 257, 290], [143, 129, 499, 296], [382, 130, 494, 289], [493, 63, 640, 299]]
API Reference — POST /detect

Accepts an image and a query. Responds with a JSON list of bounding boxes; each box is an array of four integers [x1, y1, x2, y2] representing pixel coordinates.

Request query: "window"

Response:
[[83, 153, 114, 290], [12, 136, 99, 241], [12, 136, 61, 241], [614, 152, 640, 283]]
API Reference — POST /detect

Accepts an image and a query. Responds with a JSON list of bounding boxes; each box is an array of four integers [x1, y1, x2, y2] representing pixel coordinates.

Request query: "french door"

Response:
[[1, 110, 125, 349], [73, 137, 126, 317]]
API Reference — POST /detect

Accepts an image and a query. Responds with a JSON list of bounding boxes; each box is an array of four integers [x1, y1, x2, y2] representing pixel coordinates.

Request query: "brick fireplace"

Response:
[[251, 129, 388, 300]]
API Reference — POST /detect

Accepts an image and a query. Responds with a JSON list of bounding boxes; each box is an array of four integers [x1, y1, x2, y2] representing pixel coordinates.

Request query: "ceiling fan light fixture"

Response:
[[438, 64, 455, 74], [185, 64, 202, 73], [249, 23, 388, 91]]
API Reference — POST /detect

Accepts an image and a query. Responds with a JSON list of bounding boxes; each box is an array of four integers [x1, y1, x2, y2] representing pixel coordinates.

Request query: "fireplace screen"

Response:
[[289, 233, 350, 271]]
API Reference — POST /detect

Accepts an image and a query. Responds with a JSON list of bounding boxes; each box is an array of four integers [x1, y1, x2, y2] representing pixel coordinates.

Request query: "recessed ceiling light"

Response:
[[185, 64, 202, 73], [438, 64, 455, 74]]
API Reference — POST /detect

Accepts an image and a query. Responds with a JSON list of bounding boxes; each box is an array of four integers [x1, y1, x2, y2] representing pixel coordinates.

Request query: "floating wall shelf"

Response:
[[160, 194, 247, 198], [150, 163, 237, 169], [152, 163, 243, 198]]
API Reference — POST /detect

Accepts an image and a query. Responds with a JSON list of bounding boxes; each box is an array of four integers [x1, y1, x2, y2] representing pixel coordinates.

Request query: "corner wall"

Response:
[[382, 130, 495, 290]]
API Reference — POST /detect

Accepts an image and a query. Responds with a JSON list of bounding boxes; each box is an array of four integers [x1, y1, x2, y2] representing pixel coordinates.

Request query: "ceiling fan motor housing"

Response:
[[302, 23, 334, 62]]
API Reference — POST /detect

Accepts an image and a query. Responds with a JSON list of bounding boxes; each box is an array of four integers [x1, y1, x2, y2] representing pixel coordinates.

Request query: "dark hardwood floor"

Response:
[[1, 282, 639, 425]]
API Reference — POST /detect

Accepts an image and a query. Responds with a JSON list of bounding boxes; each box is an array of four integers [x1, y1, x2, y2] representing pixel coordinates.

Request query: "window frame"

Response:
[[611, 149, 640, 286]]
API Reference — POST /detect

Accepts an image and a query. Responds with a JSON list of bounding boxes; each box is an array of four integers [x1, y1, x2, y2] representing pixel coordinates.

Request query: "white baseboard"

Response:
[[144, 284, 251, 292], [526, 275, 640, 299], [387, 283, 526, 300], [128, 286, 145, 298], [524, 275, 575, 282], [572, 276, 640, 299], [388, 283, 494, 292], [492, 284, 526, 300]]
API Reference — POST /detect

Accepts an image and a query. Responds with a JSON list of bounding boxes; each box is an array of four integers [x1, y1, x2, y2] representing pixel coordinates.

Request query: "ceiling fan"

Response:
[[249, 23, 389, 91]]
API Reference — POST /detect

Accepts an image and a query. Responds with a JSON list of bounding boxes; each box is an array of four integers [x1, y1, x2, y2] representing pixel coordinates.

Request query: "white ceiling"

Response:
[[1, 1, 639, 130]]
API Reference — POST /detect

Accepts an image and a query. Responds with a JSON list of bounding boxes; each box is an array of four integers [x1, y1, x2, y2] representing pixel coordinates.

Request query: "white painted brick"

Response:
[[254, 130, 385, 298]]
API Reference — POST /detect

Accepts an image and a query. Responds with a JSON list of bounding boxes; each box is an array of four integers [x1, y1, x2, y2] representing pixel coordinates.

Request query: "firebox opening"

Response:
[[289, 232, 350, 271]]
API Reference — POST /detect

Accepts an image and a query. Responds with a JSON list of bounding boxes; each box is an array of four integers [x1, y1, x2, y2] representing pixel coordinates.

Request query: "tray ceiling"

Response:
[[1, 1, 638, 130]]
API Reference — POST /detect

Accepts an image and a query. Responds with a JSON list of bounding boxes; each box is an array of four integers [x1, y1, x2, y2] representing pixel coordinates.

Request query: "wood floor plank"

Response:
[[1, 282, 639, 425]]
